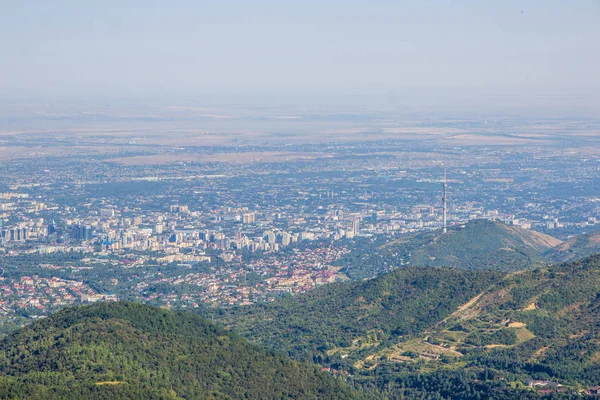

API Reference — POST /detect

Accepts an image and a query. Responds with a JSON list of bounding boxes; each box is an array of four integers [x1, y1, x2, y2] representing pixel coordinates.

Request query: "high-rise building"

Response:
[[9, 227, 29, 241], [281, 232, 291, 246], [71, 225, 92, 241], [100, 208, 115, 218], [263, 230, 276, 244], [352, 218, 360, 235], [47, 219, 58, 236], [243, 213, 255, 224]]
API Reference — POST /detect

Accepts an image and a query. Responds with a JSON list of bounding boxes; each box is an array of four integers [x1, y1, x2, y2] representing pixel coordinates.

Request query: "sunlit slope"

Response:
[[340, 219, 562, 279], [358, 255, 600, 388], [211, 267, 502, 361], [217, 255, 600, 397], [544, 230, 600, 263]]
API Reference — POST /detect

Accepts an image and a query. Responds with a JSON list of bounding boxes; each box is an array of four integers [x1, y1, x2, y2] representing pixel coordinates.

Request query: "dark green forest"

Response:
[[0, 302, 371, 399], [210, 255, 600, 399], [207, 267, 502, 362]]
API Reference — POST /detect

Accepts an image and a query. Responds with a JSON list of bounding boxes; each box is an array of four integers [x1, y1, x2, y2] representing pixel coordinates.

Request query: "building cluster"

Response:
[[5, 189, 580, 262], [2, 138, 600, 319], [0, 275, 117, 318], [134, 244, 349, 307], [0, 192, 447, 259]]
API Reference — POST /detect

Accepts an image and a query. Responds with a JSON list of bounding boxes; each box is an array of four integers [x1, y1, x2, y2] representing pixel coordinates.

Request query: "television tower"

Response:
[[442, 167, 447, 233]]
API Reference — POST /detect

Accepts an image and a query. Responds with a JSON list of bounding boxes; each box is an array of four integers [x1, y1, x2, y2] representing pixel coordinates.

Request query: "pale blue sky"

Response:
[[1, 1, 599, 107]]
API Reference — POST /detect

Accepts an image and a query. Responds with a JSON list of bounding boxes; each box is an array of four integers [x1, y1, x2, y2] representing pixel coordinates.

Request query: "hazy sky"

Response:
[[1, 1, 599, 107]]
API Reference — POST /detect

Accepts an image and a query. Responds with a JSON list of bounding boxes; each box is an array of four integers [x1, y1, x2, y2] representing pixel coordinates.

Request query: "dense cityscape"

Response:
[[1, 117, 600, 333]]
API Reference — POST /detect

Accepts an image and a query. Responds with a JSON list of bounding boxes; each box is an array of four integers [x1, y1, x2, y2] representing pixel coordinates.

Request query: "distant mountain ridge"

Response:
[[339, 219, 562, 279], [544, 230, 600, 263], [0, 302, 370, 399]]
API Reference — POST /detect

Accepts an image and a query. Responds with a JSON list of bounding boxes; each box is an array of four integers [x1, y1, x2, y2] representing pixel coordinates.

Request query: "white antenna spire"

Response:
[[443, 167, 447, 234]]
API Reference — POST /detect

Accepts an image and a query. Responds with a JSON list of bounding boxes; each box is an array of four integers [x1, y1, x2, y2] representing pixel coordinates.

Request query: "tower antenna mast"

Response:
[[443, 167, 447, 234]]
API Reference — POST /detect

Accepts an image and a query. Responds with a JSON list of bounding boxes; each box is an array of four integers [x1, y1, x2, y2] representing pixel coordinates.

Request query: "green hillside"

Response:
[[544, 230, 600, 263], [215, 255, 600, 398], [339, 219, 562, 279], [0, 302, 370, 400], [425, 255, 600, 384], [357, 254, 600, 398], [209, 267, 502, 363]]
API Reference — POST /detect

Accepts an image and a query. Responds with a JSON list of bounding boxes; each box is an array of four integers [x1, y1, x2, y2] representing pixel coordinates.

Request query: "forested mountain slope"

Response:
[[209, 267, 502, 362], [215, 255, 600, 399], [339, 219, 561, 279], [544, 230, 600, 263], [0, 302, 370, 400], [363, 254, 600, 398]]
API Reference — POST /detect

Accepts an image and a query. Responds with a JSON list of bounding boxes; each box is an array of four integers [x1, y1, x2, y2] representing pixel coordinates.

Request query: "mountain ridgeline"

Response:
[[214, 255, 600, 399], [544, 230, 600, 263], [338, 219, 563, 279], [0, 302, 370, 400]]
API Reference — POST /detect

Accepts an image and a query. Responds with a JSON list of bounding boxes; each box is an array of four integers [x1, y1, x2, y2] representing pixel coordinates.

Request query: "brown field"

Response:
[[483, 178, 514, 183], [0, 146, 69, 160], [107, 152, 334, 165], [381, 127, 464, 135], [513, 133, 552, 138], [531, 346, 550, 360], [444, 134, 541, 145], [385, 339, 464, 363]]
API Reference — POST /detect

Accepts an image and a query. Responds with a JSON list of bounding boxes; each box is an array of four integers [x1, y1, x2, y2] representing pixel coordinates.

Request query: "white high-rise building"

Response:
[[352, 218, 360, 234]]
